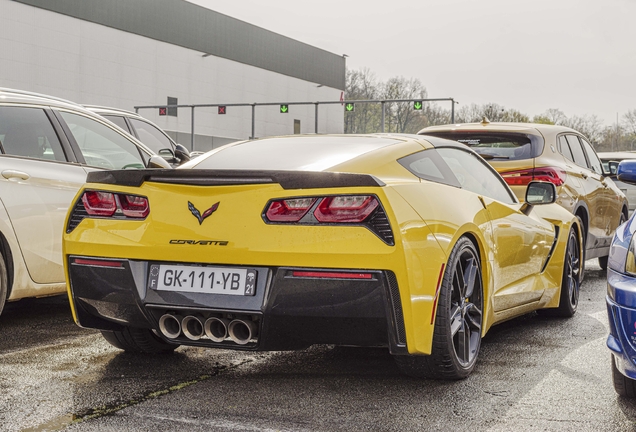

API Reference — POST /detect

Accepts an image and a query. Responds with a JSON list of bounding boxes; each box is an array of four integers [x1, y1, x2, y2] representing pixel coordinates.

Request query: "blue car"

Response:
[[607, 159, 636, 396]]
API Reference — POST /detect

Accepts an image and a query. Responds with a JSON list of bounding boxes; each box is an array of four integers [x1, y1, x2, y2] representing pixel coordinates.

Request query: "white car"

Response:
[[83, 105, 193, 165], [0, 88, 170, 316], [598, 151, 636, 213]]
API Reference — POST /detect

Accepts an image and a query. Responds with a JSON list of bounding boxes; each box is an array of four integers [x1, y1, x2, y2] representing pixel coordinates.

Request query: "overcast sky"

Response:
[[188, 0, 635, 126]]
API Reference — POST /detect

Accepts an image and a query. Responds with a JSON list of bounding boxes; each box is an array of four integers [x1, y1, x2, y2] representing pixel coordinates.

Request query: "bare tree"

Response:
[[381, 76, 428, 133], [561, 114, 604, 144], [344, 68, 381, 133]]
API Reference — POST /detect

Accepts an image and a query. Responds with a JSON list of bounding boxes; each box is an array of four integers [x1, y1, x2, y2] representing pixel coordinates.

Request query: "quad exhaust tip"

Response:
[[204, 317, 230, 343], [158, 313, 258, 344], [182, 315, 205, 340], [158, 314, 182, 339], [228, 319, 257, 345]]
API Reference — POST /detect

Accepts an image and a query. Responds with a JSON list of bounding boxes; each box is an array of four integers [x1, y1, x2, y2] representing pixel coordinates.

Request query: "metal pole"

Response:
[[451, 99, 455, 123], [191, 106, 195, 151], [315, 103, 319, 134], [251, 104, 256, 139], [381, 102, 385, 133]]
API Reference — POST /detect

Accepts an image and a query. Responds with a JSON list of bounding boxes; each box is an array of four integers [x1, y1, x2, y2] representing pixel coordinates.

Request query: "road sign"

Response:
[[280, 104, 289, 113], [345, 103, 355, 112], [218, 106, 226, 115], [414, 101, 423, 110], [159, 107, 167, 116]]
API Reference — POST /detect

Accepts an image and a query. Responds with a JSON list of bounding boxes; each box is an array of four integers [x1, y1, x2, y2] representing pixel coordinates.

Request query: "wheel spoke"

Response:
[[463, 258, 477, 298], [456, 320, 469, 362], [450, 305, 463, 336], [465, 304, 482, 332], [454, 263, 465, 298]]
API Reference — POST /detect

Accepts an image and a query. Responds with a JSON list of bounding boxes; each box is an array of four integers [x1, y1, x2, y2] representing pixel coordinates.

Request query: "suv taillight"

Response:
[[500, 167, 567, 187]]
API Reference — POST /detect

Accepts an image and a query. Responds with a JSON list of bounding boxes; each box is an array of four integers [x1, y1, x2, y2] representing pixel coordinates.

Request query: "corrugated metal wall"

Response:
[[12, 0, 346, 90]]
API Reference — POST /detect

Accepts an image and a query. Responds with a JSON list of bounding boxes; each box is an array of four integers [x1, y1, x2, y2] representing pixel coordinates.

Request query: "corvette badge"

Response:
[[188, 201, 219, 225]]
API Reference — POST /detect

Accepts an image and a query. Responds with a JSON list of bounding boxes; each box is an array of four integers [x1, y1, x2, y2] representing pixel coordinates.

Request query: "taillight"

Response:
[[500, 167, 566, 187], [80, 190, 149, 219], [82, 191, 116, 216], [265, 198, 316, 222], [314, 195, 379, 223], [119, 194, 150, 218], [263, 194, 393, 245]]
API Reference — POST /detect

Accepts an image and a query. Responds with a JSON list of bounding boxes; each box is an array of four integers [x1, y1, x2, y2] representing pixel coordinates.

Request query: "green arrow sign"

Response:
[[280, 104, 289, 113], [414, 101, 423, 110], [345, 103, 355, 112]]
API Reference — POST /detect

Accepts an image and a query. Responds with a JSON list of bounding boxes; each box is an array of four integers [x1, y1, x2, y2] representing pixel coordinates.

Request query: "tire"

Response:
[[101, 327, 179, 354], [0, 249, 7, 317], [395, 237, 483, 380], [599, 213, 626, 271], [612, 355, 636, 397], [542, 227, 581, 317]]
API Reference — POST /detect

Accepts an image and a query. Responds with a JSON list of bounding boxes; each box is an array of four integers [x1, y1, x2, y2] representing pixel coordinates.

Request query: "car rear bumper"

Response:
[[607, 268, 636, 379], [67, 256, 408, 354]]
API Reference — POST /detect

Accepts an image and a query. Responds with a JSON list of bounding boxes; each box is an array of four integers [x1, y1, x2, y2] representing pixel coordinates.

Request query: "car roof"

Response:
[[83, 105, 141, 118], [597, 151, 636, 160], [0, 87, 84, 110], [419, 121, 580, 135]]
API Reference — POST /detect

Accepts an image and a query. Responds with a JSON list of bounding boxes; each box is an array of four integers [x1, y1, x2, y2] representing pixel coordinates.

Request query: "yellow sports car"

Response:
[[64, 134, 582, 379]]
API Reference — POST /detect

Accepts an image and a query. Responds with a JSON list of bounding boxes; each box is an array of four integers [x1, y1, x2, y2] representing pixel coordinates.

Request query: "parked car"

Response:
[[65, 133, 581, 379], [605, 159, 636, 396], [83, 105, 192, 166], [598, 151, 636, 214], [0, 88, 170, 316], [419, 121, 628, 270]]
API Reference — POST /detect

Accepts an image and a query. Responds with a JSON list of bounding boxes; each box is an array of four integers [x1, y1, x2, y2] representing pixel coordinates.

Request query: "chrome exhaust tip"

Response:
[[158, 314, 182, 339], [182, 315, 205, 341], [204, 317, 230, 342], [228, 319, 257, 345]]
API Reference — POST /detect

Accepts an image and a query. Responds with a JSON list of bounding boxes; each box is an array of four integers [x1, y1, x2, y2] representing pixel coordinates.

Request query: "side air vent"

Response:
[[366, 207, 395, 246], [66, 199, 88, 233]]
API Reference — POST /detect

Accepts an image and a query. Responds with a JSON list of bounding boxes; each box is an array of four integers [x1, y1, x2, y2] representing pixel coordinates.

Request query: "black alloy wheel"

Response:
[[545, 227, 581, 317], [395, 237, 483, 380]]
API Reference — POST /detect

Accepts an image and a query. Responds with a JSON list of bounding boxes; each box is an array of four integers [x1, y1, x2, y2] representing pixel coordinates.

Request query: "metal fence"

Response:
[[135, 98, 457, 151]]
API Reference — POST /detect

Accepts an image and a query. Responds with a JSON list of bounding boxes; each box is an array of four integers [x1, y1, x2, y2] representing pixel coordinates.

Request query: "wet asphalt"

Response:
[[1, 260, 636, 432]]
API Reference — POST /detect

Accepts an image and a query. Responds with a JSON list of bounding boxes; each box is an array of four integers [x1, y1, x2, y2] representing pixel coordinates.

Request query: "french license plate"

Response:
[[148, 264, 256, 296]]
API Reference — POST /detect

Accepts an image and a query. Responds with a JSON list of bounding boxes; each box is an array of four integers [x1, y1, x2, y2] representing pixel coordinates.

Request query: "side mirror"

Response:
[[147, 155, 172, 169], [618, 160, 636, 185], [174, 144, 191, 163], [521, 181, 556, 215], [608, 161, 620, 177]]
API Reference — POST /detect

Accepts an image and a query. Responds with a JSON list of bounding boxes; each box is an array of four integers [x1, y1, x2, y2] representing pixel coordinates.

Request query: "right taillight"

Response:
[[500, 167, 567, 187], [263, 194, 394, 245]]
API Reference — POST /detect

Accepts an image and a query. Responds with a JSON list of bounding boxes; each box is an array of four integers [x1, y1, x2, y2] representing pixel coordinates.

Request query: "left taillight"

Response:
[[67, 190, 149, 233]]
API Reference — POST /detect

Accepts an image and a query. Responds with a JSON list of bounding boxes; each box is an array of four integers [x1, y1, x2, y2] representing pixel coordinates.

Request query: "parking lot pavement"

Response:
[[2, 261, 636, 431]]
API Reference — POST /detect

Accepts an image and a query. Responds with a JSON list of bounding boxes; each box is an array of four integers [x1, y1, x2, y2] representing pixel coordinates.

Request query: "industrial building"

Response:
[[0, 0, 346, 151]]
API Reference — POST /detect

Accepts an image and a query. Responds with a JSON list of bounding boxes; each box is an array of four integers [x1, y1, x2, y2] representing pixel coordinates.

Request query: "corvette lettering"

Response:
[[169, 240, 229, 246]]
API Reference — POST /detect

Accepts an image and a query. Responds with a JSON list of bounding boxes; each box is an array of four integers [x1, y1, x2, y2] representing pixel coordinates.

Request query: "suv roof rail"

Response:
[[83, 105, 139, 116], [0, 87, 82, 107]]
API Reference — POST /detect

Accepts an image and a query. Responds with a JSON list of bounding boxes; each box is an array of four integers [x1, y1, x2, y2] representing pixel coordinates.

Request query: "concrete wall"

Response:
[[0, 0, 345, 152]]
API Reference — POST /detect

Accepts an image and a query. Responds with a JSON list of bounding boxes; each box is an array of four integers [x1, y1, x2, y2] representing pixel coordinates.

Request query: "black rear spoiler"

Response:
[[86, 169, 385, 190]]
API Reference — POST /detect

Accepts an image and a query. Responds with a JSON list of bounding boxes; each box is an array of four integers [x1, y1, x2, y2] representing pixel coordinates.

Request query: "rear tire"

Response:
[[612, 355, 636, 398], [395, 237, 483, 380], [101, 327, 179, 354]]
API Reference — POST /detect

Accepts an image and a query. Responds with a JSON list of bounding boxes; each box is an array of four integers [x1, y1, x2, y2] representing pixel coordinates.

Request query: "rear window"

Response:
[[191, 136, 401, 171], [422, 131, 544, 161]]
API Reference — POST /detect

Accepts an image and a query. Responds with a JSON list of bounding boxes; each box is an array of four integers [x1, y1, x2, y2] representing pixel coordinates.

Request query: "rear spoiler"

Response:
[[86, 169, 385, 190]]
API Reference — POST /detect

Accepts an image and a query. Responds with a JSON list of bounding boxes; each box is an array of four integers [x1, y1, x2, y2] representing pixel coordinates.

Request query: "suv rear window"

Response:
[[422, 131, 544, 161]]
